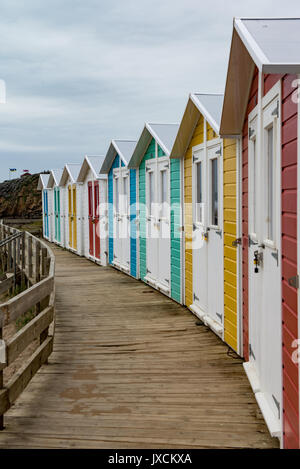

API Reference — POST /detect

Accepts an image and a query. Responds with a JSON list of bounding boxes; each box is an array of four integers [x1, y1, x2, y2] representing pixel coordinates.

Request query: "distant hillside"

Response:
[[0, 173, 45, 218]]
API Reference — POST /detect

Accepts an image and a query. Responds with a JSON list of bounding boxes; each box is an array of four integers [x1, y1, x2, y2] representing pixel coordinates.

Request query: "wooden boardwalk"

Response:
[[0, 246, 278, 448]]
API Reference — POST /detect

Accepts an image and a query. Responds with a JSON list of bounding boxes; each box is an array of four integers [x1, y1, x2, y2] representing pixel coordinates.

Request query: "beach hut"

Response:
[[47, 169, 63, 246], [77, 155, 107, 266], [59, 163, 82, 255], [220, 17, 300, 447], [128, 123, 181, 302], [100, 140, 138, 277], [37, 173, 50, 240], [170, 94, 241, 347]]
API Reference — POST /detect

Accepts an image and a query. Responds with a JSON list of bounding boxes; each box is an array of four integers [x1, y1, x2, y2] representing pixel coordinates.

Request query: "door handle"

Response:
[[249, 235, 258, 247]]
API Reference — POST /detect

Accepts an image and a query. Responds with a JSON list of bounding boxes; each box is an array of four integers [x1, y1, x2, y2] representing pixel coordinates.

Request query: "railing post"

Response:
[[40, 247, 50, 350], [0, 325, 3, 431], [35, 240, 41, 315], [21, 232, 25, 289], [28, 235, 33, 282]]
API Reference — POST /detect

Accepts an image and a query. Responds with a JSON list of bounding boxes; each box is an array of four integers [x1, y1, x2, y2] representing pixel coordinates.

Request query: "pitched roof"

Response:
[[59, 163, 82, 186], [77, 155, 106, 182], [128, 123, 179, 168], [220, 17, 300, 136], [100, 140, 137, 174], [37, 173, 50, 190], [47, 169, 63, 188], [170, 93, 223, 159]]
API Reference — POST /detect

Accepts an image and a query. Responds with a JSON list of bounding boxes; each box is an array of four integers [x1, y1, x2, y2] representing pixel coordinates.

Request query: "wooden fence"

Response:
[[0, 222, 55, 429]]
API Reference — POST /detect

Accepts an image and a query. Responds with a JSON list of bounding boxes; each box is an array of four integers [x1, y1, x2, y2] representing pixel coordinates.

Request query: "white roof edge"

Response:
[[111, 139, 128, 165], [84, 155, 98, 179], [234, 18, 269, 71], [145, 123, 170, 156], [190, 93, 221, 134]]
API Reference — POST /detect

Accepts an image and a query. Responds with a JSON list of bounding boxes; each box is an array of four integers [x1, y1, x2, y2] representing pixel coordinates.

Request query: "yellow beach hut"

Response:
[[170, 93, 241, 354]]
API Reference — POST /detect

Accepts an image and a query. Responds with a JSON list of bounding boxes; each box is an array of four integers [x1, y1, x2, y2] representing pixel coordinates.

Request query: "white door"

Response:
[[157, 158, 170, 292], [146, 159, 158, 283], [192, 142, 223, 332], [248, 86, 282, 429], [192, 148, 207, 312], [113, 170, 122, 266], [120, 168, 130, 272], [248, 111, 261, 380], [207, 145, 223, 325]]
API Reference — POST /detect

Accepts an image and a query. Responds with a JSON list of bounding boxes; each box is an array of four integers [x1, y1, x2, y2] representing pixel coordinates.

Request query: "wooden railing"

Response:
[[0, 222, 55, 429]]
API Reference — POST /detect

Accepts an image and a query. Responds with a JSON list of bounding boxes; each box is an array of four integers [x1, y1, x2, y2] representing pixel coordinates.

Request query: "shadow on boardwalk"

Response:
[[0, 245, 279, 449]]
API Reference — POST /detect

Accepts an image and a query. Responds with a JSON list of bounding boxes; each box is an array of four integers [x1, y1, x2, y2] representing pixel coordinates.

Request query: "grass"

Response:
[[16, 309, 35, 331]]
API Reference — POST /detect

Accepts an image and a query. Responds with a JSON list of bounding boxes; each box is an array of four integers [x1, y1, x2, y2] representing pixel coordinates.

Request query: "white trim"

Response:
[[255, 393, 282, 438], [145, 123, 171, 157], [180, 155, 185, 304], [236, 136, 243, 356], [297, 73, 300, 449], [234, 18, 270, 71], [190, 94, 221, 135], [111, 140, 130, 167]]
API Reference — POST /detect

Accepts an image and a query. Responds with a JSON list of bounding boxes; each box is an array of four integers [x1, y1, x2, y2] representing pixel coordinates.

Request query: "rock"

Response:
[[0, 173, 44, 218]]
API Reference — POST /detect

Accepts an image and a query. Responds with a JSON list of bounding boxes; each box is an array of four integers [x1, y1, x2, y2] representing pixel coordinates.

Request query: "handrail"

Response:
[[0, 222, 55, 430], [0, 232, 23, 249]]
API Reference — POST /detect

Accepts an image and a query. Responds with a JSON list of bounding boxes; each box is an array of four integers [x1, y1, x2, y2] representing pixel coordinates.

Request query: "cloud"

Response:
[[1, 0, 300, 181]]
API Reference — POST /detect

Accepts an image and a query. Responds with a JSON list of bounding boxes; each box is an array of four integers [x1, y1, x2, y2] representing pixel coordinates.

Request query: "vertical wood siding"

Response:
[[138, 138, 181, 301], [139, 139, 156, 280], [108, 155, 120, 265], [242, 68, 258, 360], [170, 158, 181, 303], [280, 73, 299, 449], [184, 113, 204, 307], [223, 138, 238, 351], [130, 169, 137, 278]]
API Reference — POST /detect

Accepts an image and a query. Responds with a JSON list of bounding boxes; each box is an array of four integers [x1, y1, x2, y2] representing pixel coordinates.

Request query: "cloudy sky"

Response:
[[1, 0, 300, 181]]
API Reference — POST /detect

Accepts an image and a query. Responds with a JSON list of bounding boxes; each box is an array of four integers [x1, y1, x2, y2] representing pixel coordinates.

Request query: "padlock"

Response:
[[253, 250, 259, 273]]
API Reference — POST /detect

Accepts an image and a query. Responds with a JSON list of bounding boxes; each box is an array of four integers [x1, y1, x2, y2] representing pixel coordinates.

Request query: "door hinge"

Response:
[[271, 249, 279, 266], [272, 394, 280, 420], [192, 155, 197, 163], [216, 312, 223, 323], [288, 275, 299, 289], [271, 101, 279, 118], [248, 235, 258, 247], [216, 230, 222, 238], [249, 127, 255, 138], [249, 343, 256, 360], [193, 224, 197, 231], [193, 293, 199, 302], [232, 237, 241, 247]]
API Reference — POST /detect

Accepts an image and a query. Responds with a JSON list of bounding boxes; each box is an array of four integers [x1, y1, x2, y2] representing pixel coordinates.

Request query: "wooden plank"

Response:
[[6, 306, 54, 365], [0, 245, 278, 449], [0, 276, 14, 295], [0, 276, 54, 327], [6, 336, 53, 406]]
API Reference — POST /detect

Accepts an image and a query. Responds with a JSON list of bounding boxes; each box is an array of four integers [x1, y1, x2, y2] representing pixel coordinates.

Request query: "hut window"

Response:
[[211, 158, 218, 226], [149, 172, 155, 216], [161, 170, 167, 217], [123, 177, 128, 213], [253, 138, 257, 234], [267, 126, 274, 240], [196, 162, 203, 223], [115, 178, 119, 213]]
